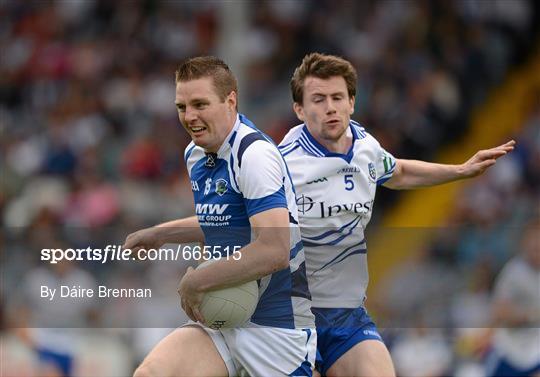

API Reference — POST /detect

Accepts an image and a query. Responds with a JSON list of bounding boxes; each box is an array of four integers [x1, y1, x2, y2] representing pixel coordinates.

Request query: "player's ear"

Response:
[[226, 91, 237, 111], [349, 95, 355, 115], [293, 102, 305, 122]]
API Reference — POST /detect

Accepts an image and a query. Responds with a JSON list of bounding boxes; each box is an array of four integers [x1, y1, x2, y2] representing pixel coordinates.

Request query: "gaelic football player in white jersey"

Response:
[[279, 53, 515, 377], [124, 56, 316, 377]]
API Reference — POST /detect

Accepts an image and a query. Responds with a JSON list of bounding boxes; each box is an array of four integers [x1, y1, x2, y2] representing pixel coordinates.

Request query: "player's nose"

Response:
[[184, 107, 198, 123], [325, 99, 337, 114]]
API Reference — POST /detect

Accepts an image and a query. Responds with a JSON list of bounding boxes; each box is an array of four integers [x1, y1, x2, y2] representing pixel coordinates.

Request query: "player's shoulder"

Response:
[[278, 124, 306, 159], [350, 120, 383, 151], [279, 124, 304, 146], [184, 141, 197, 161], [350, 120, 374, 143], [184, 141, 205, 169], [233, 115, 280, 166]]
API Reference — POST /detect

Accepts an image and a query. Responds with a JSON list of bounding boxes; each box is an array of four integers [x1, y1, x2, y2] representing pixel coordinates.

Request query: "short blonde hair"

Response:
[[175, 56, 238, 102]]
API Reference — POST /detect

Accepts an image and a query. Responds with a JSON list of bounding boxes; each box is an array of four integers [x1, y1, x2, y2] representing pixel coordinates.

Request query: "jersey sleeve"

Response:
[[238, 140, 288, 217], [367, 135, 396, 185]]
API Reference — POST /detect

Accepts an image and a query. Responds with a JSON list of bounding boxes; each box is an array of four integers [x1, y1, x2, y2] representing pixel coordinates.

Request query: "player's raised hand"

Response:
[[122, 227, 164, 253], [459, 140, 515, 178]]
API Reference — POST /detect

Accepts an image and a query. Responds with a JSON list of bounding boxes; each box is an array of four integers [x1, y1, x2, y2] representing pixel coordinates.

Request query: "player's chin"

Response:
[[191, 134, 211, 148], [323, 127, 346, 141]]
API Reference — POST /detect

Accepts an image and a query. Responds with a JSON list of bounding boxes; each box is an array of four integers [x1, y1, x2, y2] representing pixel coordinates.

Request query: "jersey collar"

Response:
[[300, 122, 359, 163]]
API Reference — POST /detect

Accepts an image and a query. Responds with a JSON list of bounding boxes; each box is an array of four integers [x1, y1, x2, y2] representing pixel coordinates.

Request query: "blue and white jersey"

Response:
[[279, 121, 396, 308], [185, 114, 314, 329]]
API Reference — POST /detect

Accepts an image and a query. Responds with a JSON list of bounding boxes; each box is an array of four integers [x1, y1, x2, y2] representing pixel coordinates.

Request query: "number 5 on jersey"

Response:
[[344, 174, 354, 191]]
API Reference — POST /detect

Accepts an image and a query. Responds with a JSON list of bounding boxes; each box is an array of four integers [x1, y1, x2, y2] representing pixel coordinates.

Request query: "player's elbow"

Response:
[[274, 249, 290, 270], [263, 243, 290, 273]]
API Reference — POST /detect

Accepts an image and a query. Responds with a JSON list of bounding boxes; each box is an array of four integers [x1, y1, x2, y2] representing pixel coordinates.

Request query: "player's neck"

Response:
[[205, 112, 238, 153], [318, 134, 352, 155]]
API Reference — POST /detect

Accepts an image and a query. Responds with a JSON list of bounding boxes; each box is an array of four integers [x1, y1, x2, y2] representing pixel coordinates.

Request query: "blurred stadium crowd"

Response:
[[1, 0, 539, 375]]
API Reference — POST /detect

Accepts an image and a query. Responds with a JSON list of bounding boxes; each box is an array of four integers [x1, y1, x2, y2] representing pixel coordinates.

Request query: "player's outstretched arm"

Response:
[[383, 140, 515, 190], [178, 207, 290, 322], [122, 216, 205, 252]]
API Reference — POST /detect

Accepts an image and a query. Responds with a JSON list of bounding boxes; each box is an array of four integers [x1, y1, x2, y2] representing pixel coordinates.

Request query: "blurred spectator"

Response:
[[391, 327, 453, 377], [485, 221, 540, 377]]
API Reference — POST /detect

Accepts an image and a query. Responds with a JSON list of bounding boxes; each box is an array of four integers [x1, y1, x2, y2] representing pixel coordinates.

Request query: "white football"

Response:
[[197, 261, 259, 330]]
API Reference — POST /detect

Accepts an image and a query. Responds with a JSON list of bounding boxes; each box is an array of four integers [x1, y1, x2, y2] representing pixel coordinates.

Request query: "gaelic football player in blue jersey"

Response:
[[279, 53, 515, 377], [124, 57, 315, 377]]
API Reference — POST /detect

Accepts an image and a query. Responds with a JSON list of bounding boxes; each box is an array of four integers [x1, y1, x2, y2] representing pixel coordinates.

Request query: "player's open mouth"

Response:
[[190, 126, 207, 135]]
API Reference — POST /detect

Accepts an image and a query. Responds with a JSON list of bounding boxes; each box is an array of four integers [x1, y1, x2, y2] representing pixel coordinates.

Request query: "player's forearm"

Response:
[[186, 239, 289, 292], [384, 159, 465, 189], [155, 216, 205, 244]]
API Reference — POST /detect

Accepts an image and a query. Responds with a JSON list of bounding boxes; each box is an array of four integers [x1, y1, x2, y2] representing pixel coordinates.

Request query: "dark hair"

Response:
[[290, 53, 357, 104], [175, 56, 238, 102]]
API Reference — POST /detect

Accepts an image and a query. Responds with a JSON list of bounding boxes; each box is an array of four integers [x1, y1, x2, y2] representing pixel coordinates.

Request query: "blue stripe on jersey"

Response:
[[302, 216, 360, 241], [291, 261, 311, 300], [313, 239, 367, 274], [244, 185, 288, 218], [290, 240, 303, 260], [350, 120, 367, 139], [377, 176, 392, 185], [228, 151, 239, 190], [282, 144, 301, 157], [299, 134, 324, 157], [228, 130, 237, 147], [237, 132, 268, 167], [279, 141, 300, 156], [302, 217, 362, 247], [278, 140, 296, 151], [239, 113, 258, 131], [251, 268, 295, 328]]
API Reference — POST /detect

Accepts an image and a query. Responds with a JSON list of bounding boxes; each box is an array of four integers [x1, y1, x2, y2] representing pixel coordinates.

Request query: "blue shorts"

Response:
[[313, 306, 383, 375]]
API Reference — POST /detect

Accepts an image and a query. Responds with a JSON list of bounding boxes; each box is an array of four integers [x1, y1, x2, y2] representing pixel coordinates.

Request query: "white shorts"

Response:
[[185, 321, 316, 376]]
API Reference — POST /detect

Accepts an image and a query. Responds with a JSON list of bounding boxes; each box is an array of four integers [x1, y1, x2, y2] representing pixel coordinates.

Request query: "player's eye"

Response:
[[177, 105, 186, 112], [194, 102, 207, 110]]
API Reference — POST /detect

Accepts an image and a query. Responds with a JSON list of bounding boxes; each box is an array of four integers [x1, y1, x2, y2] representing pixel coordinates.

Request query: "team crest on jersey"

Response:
[[215, 178, 228, 196], [368, 162, 376, 181]]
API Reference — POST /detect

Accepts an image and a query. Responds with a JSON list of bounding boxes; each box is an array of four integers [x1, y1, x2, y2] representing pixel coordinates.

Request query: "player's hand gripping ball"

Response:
[[197, 260, 259, 330]]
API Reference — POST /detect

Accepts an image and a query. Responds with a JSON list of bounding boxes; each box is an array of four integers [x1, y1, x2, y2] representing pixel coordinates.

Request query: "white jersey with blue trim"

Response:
[[184, 114, 314, 329], [279, 121, 396, 308]]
